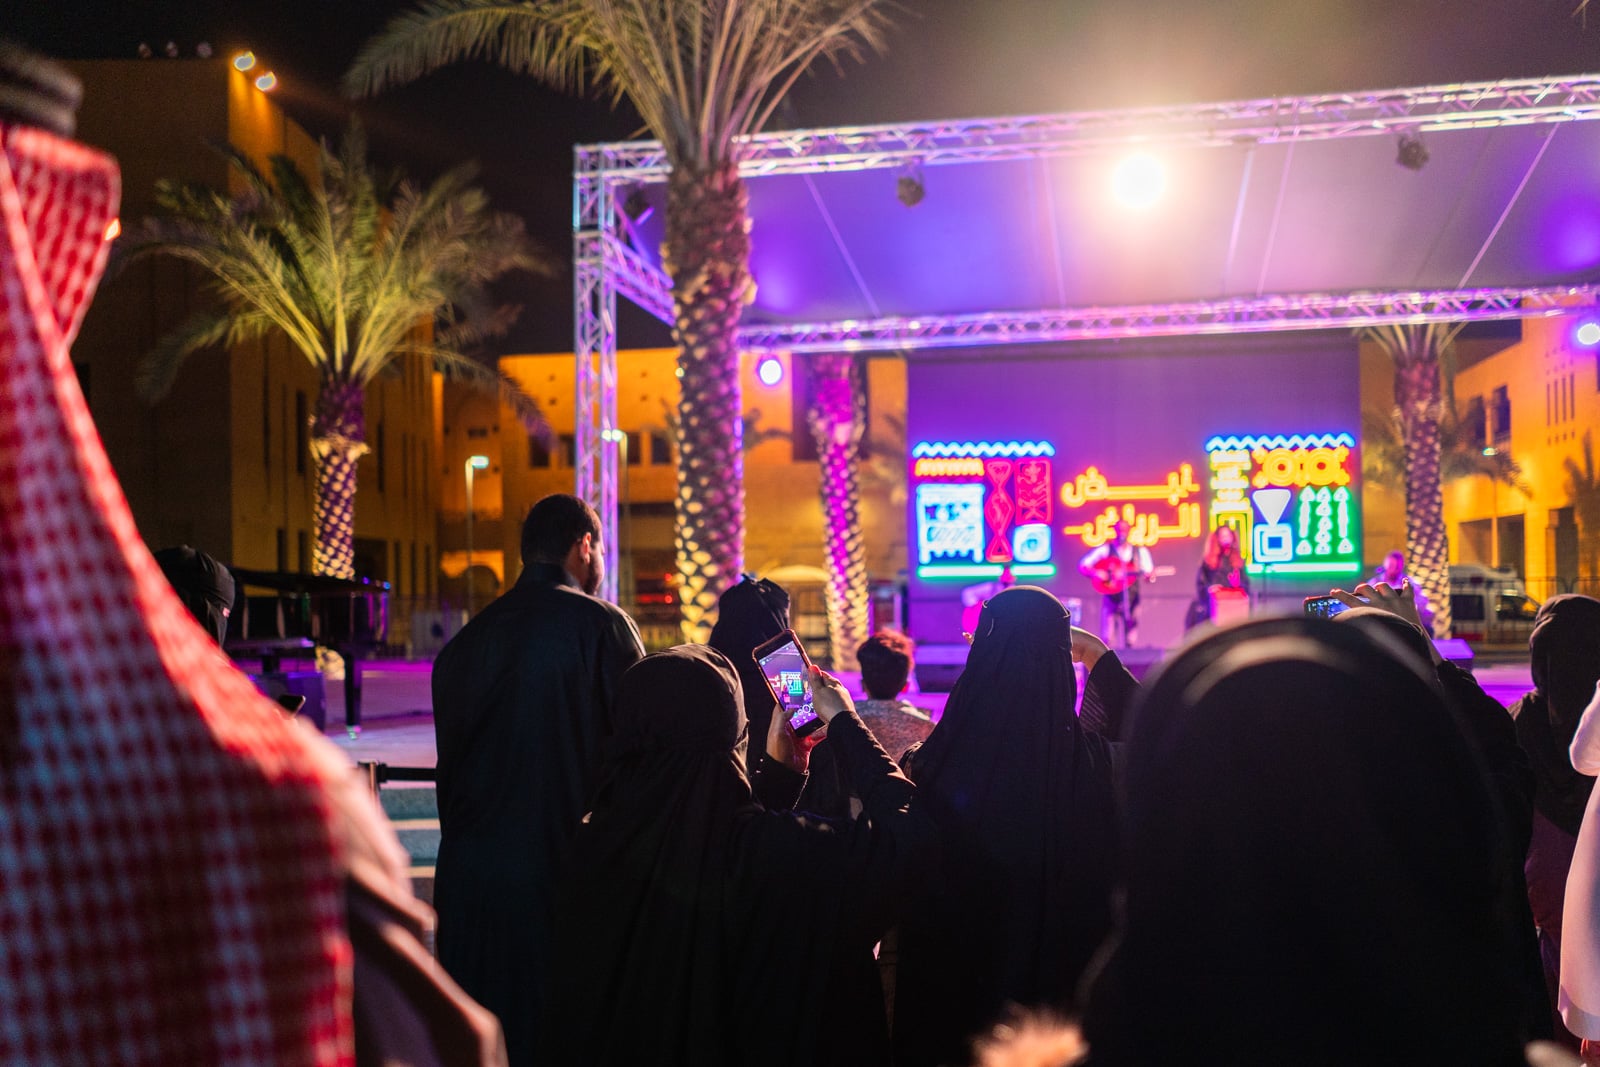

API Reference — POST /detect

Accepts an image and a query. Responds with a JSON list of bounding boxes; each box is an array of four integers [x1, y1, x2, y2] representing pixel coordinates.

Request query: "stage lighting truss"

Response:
[[572, 73, 1600, 601]]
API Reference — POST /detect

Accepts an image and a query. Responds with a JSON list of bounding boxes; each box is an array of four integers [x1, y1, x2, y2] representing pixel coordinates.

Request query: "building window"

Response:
[[376, 421, 386, 494], [467, 427, 490, 439], [650, 431, 671, 465], [1490, 385, 1511, 444], [626, 431, 642, 465], [560, 434, 576, 468], [298, 529, 309, 573], [295, 391, 308, 476], [276, 528, 288, 572], [425, 545, 433, 597], [1463, 395, 1486, 450], [530, 436, 552, 467]]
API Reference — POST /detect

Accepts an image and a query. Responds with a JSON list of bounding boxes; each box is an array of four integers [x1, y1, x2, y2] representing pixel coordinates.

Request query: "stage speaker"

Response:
[[914, 643, 970, 693]]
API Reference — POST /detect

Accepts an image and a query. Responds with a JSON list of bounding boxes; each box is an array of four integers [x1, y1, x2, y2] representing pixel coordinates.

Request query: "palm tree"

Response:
[[347, 0, 893, 640], [1361, 322, 1465, 637], [1565, 431, 1600, 582], [113, 125, 547, 617], [807, 353, 868, 670]]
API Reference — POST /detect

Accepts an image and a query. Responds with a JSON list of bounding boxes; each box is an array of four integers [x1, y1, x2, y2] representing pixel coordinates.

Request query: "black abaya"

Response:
[[892, 587, 1120, 1067], [541, 646, 934, 1067], [708, 575, 791, 750], [1085, 618, 1528, 1067]]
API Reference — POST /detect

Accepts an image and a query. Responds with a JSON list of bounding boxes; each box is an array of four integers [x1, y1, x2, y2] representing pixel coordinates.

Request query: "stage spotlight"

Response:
[[255, 72, 277, 92], [1111, 152, 1165, 209], [1396, 133, 1429, 171], [756, 356, 784, 387], [622, 187, 653, 223], [233, 51, 256, 71], [897, 173, 925, 208], [1575, 319, 1600, 348]]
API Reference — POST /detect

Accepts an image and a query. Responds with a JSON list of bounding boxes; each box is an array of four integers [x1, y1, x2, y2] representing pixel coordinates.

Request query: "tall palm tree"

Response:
[[1361, 322, 1465, 637], [807, 353, 868, 670], [113, 125, 546, 605], [1565, 431, 1600, 582], [347, 0, 893, 640]]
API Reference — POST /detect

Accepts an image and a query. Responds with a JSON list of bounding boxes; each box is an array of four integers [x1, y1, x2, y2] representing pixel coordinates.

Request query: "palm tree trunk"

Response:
[[309, 377, 368, 676], [663, 161, 751, 642], [808, 354, 869, 671], [1395, 349, 1453, 638]]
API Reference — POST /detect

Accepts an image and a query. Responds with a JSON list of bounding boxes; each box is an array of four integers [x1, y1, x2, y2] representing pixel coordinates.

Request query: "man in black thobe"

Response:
[[431, 494, 644, 1066]]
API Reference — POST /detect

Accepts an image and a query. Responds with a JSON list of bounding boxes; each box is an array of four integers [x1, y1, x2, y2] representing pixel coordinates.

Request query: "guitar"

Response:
[[1088, 556, 1176, 595]]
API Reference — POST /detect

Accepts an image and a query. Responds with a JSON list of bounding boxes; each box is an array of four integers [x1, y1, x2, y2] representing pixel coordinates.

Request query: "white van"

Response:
[[1448, 563, 1540, 643]]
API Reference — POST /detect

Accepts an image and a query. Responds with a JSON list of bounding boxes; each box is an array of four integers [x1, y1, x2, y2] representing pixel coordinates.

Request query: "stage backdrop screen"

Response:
[[905, 333, 1362, 647]]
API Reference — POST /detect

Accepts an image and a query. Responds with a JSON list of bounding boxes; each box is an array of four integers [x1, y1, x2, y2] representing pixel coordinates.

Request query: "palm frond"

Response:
[[432, 350, 552, 444], [137, 309, 253, 399]]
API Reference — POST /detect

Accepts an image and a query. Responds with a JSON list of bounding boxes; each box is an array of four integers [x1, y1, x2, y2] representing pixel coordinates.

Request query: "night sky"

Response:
[[11, 0, 1600, 352]]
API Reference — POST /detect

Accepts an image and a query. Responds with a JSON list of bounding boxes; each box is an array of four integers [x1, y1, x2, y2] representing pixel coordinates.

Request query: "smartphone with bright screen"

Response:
[[1303, 594, 1368, 618], [752, 630, 822, 736]]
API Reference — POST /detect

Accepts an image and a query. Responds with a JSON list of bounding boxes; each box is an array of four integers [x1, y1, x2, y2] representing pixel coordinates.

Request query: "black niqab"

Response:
[[1087, 618, 1526, 1066], [542, 645, 919, 1067], [1513, 594, 1600, 835], [707, 575, 790, 744], [153, 545, 235, 645], [893, 586, 1118, 1067]]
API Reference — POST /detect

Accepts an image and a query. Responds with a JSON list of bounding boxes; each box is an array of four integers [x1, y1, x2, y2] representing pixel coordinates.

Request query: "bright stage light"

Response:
[[233, 51, 256, 71], [757, 356, 784, 387], [1111, 152, 1166, 210], [255, 72, 277, 92], [1574, 320, 1600, 348]]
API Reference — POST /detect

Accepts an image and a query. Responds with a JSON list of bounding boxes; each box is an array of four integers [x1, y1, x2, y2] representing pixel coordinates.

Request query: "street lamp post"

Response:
[[465, 454, 489, 616], [1482, 447, 1500, 569], [603, 429, 630, 605]]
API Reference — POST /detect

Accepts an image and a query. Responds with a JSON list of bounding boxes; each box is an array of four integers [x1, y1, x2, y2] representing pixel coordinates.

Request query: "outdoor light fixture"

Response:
[[896, 162, 926, 208], [1396, 133, 1429, 171], [757, 355, 785, 387], [255, 72, 277, 92], [621, 187, 653, 223], [1111, 152, 1166, 209], [1574, 319, 1600, 348], [233, 51, 256, 71]]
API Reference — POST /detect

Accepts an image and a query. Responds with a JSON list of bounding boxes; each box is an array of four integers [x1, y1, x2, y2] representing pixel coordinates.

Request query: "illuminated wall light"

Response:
[[755, 356, 784, 387], [1574, 320, 1600, 348], [233, 51, 256, 71], [1111, 152, 1166, 210], [103, 218, 121, 242], [255, 72, 277, 92]]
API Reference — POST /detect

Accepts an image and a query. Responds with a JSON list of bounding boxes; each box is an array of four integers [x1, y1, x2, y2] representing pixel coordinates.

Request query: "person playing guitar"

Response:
[[1078, 519, 1157, 649]]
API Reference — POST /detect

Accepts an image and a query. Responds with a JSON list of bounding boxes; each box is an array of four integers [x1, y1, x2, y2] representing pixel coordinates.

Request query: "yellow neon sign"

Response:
[[1063, 502, 1203, 548], [1060, 464, 1201, 509]]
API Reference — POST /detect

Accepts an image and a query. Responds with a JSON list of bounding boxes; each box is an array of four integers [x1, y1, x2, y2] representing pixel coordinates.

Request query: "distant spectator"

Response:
[[1372, 549, 1436, 634], [799, 629, 935, 820], [153, 544, 235, 645], [708, 574, 792, 746]]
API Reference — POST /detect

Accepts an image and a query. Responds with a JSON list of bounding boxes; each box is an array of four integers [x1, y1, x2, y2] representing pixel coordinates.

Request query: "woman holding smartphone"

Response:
[[540, 646, 935, 1067]]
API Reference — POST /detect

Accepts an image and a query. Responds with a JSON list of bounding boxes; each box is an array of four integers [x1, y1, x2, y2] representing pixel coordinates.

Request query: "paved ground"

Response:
[[320, 655, 1536, 770]]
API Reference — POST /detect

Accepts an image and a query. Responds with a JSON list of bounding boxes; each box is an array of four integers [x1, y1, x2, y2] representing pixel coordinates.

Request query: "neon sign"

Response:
[[1059, 464, 1204, 548], [1204, 432, 1361, 576], [913, 441, 1056, 580]]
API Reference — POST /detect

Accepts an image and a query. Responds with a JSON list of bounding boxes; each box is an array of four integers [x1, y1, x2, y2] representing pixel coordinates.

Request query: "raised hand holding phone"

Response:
[[807, 665, 855, 723]]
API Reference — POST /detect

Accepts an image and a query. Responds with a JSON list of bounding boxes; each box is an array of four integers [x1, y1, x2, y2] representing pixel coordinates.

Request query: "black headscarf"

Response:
[[541, 645, 846, 1067], [1512, 594, 1600, 836], [893, 586, 1118, 1067], [707, 575, 790, 743], [153, 545, 235, 645], [1087, 618, 1526, 1067]]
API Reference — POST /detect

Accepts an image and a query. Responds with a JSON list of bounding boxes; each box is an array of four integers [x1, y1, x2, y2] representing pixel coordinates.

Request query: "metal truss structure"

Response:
[[574, 74, 1600, 599]]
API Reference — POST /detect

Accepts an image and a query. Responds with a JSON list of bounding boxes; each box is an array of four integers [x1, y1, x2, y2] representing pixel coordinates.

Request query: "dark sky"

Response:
[[12, 0, 1600, 351]]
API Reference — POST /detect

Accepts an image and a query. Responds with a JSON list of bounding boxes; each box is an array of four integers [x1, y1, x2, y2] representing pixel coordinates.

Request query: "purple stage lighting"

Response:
[[757, 355, 785, 387]]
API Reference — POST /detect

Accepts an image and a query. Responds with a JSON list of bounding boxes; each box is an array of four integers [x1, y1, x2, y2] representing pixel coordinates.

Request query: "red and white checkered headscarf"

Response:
[[0, 123, 353, 1062]]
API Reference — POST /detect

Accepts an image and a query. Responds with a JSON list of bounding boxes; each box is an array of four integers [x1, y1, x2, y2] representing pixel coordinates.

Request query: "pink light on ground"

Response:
[[757, 355, 784, 387], [1111, 153, 1166, 210]]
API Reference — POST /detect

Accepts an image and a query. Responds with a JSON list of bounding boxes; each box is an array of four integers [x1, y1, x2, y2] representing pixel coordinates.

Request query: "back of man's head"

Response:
[[521, 493, 601, 567], [858, 629, 914, 700]]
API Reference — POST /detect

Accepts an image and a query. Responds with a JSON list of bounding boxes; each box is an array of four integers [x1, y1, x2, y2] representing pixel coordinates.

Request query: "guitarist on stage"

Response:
[[1078, 519, 1155, 648]]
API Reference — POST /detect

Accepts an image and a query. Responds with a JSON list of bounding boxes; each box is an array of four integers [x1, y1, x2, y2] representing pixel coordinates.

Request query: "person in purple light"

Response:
[[1372, 548, 1436, 635]]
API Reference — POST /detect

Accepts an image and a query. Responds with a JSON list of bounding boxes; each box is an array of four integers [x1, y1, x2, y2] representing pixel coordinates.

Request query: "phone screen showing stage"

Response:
[[757, 641, 817, 732]]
